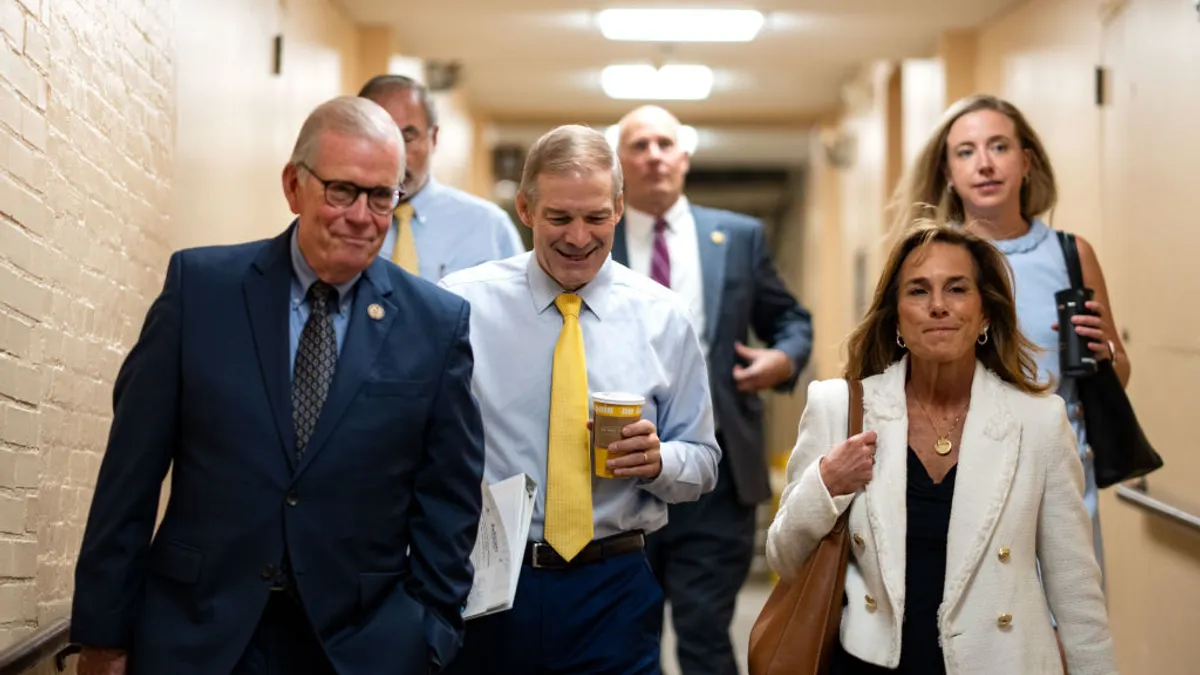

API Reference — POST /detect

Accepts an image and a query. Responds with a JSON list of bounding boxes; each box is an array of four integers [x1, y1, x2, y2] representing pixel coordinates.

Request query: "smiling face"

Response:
[[944, 109, 1032, 222], [896, 241, 988, 366], [518, 169, 623, 291], [283, 130, 404, 284]]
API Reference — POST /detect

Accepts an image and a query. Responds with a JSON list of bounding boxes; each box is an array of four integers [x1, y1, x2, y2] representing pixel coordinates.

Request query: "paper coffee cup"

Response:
[[592, 392, 646, 478]]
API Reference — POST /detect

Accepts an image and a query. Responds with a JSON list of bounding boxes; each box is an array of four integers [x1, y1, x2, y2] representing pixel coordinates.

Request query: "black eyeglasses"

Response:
[[297, 163, 404, 216]]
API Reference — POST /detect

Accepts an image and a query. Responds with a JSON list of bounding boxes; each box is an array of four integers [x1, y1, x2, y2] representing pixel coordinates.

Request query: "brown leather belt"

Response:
[[523, 530, 645, 570]]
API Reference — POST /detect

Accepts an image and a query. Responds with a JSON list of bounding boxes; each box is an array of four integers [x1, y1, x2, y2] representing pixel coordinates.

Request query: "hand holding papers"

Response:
[[463, 474, 537, 620]]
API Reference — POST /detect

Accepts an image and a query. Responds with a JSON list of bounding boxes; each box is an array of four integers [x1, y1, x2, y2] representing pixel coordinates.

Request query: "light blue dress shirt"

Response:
[[439, 253, 721, 541], [288, 227, 357, 380], [381, 177, 525, 282]]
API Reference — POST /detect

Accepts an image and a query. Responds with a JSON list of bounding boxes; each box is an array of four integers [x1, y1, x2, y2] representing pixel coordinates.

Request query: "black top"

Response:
[[830, 447, 956, 674]]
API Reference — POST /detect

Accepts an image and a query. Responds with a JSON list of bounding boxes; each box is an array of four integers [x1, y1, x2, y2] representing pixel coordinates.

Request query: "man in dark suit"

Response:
[[71, 96, 486, 675], [613, 105, 813, 675]]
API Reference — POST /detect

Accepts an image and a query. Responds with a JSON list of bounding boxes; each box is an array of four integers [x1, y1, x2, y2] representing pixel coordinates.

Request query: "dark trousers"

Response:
[[444, 550, 663, 675], [647, 453, 757, 675], [230, 593, 337, 675]]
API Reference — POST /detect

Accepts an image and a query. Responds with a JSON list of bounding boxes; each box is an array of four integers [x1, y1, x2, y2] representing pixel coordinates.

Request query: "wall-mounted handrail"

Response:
[[0, 617, 71, 674], [1116, 478, 1200, 533]]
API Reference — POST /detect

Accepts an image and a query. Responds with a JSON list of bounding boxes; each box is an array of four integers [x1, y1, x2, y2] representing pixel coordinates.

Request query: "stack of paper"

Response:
[[463, 473, 537, 620]]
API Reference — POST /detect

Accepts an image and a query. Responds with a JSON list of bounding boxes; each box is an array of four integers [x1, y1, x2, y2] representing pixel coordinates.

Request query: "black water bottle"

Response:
[[1055, 287, 1097, 378]]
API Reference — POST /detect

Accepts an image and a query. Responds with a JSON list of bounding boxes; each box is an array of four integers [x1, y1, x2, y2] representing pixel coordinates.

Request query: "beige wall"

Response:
[[801, 0, 1200, 671], [173, 0, 361, 250], [0, 0, 174, 649]]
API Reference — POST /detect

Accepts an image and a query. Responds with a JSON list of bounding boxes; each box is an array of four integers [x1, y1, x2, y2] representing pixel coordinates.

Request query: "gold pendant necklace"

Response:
[[913, 396, 967, 456], [934, 438, 953, 456]]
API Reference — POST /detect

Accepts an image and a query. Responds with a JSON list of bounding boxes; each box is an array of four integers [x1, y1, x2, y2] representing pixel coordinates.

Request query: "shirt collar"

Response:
[[405, 176, 443, 223], [526, 251, 615, 321], [625, 195, 690, 236], [289, 225, 358, 310]]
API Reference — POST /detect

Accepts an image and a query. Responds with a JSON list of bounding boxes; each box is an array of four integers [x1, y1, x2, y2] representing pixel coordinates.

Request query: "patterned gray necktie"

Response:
[[292, 280, 338, 462]]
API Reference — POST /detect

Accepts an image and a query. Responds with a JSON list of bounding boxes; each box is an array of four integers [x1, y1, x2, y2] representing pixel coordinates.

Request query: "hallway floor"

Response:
[[660, 578, 773, 675]]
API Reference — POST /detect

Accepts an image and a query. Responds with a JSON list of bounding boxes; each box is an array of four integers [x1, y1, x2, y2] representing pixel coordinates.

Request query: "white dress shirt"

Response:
[[623, 197, 707, 353], [439, 253, 721, 540]]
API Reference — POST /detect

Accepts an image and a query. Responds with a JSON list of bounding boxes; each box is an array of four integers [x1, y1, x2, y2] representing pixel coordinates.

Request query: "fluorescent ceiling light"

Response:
[[597, 9, 765, 42], [601, 64, 714, 101], [605, 124, 699, 155]]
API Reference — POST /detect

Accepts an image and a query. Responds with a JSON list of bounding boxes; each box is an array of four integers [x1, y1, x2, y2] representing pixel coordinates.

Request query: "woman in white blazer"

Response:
[[766, 223, 1115, 674]]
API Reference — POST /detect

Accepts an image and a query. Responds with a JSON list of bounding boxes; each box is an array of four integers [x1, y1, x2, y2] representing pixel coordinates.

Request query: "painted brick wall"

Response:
[[0, 0, 173, 651]]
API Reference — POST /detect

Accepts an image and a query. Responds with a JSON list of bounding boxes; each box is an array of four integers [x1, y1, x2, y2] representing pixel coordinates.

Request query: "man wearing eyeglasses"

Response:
[[70, 96, 486, 675], [359, 75, 525, 281]]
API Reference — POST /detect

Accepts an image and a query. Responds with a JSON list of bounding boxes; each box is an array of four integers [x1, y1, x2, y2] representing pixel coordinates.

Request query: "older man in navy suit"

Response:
[[71, 96, 485, 675], [613, 105, 813, 675]]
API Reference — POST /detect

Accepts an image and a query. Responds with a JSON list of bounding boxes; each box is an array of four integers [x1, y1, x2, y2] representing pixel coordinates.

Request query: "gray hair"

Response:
[[519, 125, 623, 205], [357, 75, 439, 129], [289, 96, 404, 174]]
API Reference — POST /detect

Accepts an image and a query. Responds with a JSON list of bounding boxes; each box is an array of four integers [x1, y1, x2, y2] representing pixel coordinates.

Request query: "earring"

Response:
[[896, 332, 907, 349], [978, 327, 990, 346], [946, 183, 954, 193]]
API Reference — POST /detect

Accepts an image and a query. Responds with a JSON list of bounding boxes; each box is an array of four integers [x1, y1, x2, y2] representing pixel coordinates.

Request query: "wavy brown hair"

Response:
[[845, 221, 1047, 394], [887, 94, 1058, 232]]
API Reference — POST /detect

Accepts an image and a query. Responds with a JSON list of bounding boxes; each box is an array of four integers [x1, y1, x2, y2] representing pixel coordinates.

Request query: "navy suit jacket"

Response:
[[71, 227, 486, 675], [613, 204, 812, 505]]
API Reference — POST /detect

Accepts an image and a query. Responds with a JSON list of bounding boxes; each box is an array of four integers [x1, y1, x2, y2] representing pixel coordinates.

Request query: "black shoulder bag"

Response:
[[1056, 231, 1163, 488]]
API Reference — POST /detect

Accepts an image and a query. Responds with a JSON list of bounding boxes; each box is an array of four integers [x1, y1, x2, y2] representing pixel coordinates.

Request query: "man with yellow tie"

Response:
[[358, 75, 525, 281], [439, 124, 720, 674]]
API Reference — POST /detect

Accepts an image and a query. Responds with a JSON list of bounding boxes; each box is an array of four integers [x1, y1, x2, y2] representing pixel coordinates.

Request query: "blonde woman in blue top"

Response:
[[889, 94, 1131, 580]]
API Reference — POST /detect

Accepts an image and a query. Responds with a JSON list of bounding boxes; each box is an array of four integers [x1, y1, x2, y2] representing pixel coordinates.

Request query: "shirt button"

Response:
[[286, 492, 299, 507], [865, 595, 877, 611], [998, 547, 1011, 562], [998, 613, 1013, 629], [853, 534, 865, 547]]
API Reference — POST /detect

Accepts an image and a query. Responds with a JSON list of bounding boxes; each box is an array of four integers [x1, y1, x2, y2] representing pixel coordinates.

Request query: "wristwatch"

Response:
[[1107, 339, 1119, 366]]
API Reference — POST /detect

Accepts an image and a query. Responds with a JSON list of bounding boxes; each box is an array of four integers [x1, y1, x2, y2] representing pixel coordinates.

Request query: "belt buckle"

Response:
[[530, 542, 556, 569]]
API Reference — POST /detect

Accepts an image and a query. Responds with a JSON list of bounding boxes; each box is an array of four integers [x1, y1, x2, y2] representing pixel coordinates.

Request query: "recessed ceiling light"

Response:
[[597, 9, 765, 42], [601, 64, 714, 101]]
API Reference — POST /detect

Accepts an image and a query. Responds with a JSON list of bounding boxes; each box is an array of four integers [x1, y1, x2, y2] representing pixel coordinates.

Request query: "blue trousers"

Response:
[[444, 549, 663, 675]]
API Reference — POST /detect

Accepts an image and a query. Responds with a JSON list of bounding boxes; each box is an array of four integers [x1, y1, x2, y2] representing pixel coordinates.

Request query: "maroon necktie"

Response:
[[650, 217, 671, 288]]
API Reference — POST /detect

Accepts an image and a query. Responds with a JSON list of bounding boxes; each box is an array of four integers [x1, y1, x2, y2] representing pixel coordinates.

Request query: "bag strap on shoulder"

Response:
[[847, 379, 864, 438], [1056, 230, 1085, 291]]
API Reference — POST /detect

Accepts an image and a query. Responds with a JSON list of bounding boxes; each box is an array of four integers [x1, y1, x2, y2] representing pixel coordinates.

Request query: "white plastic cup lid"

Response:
[[591, 391, 646, 406]]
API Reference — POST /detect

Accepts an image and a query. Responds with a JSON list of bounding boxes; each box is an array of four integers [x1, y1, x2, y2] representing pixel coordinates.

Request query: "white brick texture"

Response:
[[0, 0, 173, 641]]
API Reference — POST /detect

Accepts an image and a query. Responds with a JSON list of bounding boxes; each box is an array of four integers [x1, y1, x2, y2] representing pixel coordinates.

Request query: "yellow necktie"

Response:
[[391, 202, 419, 274], [544, 293, 593, 561]]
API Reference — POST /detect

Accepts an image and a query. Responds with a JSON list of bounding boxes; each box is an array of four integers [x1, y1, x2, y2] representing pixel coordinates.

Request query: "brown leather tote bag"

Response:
[[748, 379, 862, 675]]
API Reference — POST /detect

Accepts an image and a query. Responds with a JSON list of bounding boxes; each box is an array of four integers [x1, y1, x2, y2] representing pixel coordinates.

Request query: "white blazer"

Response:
[[765, 359, 1116, 675]]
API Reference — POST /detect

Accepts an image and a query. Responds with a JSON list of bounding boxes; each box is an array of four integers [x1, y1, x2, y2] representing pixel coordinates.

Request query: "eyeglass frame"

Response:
[[296, 162, 405, 216]]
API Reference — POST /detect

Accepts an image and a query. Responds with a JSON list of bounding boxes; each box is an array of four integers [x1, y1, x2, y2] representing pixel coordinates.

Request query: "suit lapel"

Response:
[[942, 362, 1020, 616], [244, 230, 297, 470], [861, 360, 909, 611], [691, 206, 726, 346], [294, 258, 396, 478], [611, 217, 630, 266]]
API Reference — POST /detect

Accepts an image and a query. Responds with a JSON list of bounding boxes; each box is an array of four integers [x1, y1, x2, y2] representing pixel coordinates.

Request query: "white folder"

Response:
[[463, 473, 537, 620]]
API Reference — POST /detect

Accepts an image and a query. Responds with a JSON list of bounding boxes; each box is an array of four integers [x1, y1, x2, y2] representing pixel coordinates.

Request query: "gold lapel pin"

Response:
[[711, 231, 726, 244], [367, 303, 385, 320]]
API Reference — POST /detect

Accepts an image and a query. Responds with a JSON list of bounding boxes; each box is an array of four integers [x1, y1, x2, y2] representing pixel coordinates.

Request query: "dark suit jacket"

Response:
[[71, 227, 486, 675], [614, 204, 812, 505]]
